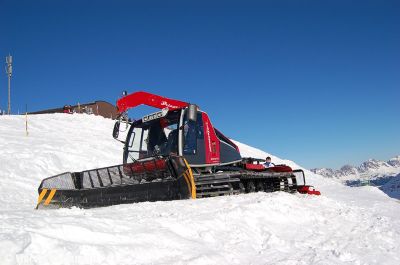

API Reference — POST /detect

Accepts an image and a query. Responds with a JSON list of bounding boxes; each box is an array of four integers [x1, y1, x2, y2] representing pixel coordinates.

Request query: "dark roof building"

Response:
[[29, 101, 118, 119]]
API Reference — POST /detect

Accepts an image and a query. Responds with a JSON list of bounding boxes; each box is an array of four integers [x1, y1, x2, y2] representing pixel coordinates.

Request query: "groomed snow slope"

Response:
[[1, 114, 399, 265]]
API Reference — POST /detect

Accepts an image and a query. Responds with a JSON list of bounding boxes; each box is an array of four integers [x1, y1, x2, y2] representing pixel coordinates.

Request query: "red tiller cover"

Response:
[[244, 164, 265, 171], [267, 165, 293, 172], [297, 185, 321, 195], [123, 159, 167, 175]]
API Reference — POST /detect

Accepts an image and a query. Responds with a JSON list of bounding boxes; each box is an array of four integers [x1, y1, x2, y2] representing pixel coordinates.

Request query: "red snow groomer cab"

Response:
[[36, 91, 319, 209]]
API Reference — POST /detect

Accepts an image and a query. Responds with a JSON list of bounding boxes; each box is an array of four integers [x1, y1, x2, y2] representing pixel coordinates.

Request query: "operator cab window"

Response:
[[127, 127, 149, 162], [125, 111, 180, 163], [183, 112, 203, 155]]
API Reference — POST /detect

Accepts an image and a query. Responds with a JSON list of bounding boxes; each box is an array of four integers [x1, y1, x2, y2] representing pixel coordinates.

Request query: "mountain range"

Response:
[[311, 156, 400, 199], [311, 156, 400, 179]]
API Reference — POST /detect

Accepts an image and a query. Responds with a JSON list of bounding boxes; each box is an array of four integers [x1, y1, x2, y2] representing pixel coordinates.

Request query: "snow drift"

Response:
[[1, 114, 399, 265]]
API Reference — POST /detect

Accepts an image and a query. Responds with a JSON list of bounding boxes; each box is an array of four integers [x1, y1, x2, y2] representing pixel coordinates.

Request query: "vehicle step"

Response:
[[196, 189, 240, 198], [195, 178, 239, 185], [194, 177, 230, 182], [196, 184, 231, 191], [194, 174, 238, 180]]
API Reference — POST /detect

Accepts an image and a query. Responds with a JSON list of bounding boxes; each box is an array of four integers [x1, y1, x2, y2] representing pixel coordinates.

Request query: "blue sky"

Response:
[[0, 0, 399, 169]]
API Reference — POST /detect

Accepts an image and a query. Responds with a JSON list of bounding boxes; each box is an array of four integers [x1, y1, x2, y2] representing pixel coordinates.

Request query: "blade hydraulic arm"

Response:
[[116, 91, 189, 113]]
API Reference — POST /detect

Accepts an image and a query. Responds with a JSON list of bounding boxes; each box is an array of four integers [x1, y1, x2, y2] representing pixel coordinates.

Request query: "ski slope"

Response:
[[1, 114, 399, 265]]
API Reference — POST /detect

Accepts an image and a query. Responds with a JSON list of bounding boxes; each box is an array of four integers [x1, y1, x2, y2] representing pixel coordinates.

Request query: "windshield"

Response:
[[125, 111, 180, 163]]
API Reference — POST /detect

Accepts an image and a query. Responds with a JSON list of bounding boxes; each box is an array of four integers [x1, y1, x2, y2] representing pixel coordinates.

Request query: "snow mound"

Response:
[[1, 114, 400, 265]]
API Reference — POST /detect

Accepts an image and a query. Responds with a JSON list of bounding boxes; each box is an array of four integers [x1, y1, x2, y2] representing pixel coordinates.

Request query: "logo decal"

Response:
[[142, 108, 168, 122]]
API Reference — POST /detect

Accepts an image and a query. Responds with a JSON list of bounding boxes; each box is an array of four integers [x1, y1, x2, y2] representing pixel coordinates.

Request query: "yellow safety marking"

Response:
[[37, 189, 48, 205], [182, 171, 192, 196], [183, 159, 196, 199], [44, 189, 57, 205]]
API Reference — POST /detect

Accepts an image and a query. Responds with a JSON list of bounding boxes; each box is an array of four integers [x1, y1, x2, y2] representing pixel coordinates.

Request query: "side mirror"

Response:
[[113, 121, 120, 139], [186, 104, 198, 122]]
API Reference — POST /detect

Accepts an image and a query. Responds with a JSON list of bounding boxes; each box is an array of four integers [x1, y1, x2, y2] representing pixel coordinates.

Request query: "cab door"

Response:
[[179, 111, 220, 166]]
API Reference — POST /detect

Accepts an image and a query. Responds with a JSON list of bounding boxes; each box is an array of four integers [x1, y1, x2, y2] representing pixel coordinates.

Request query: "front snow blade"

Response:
[[36, 155, 196, 209]]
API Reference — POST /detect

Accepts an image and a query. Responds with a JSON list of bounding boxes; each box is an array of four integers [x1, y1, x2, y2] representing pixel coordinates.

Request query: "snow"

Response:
[[1, 113, 400, 265]]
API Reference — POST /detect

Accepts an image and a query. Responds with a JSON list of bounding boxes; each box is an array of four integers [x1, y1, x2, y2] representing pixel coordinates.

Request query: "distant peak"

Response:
[[389, 155, 400, 161], [311, 155, 400, 178], [388, 156, 400, 167], [340, 164, 356, 171]]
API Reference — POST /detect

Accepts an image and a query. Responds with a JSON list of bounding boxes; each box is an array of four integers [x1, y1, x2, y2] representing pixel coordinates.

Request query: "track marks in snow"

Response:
[[1, 190, 400, 265], [1, 114, 400, 264]]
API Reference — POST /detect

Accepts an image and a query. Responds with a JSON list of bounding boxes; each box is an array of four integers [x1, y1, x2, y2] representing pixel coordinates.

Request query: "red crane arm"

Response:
[[116, 91, 189, 113]]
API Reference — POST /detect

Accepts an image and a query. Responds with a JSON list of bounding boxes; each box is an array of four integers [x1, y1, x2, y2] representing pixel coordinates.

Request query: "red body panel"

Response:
[[117, 91, 188, 113], [202, 112, 221, 164]]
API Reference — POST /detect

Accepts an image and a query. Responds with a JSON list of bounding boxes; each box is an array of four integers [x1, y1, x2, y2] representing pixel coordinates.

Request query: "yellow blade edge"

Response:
[[35, 189, 48, 209], [183, 159, 196, 199], [44, 189, 57, 205]]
